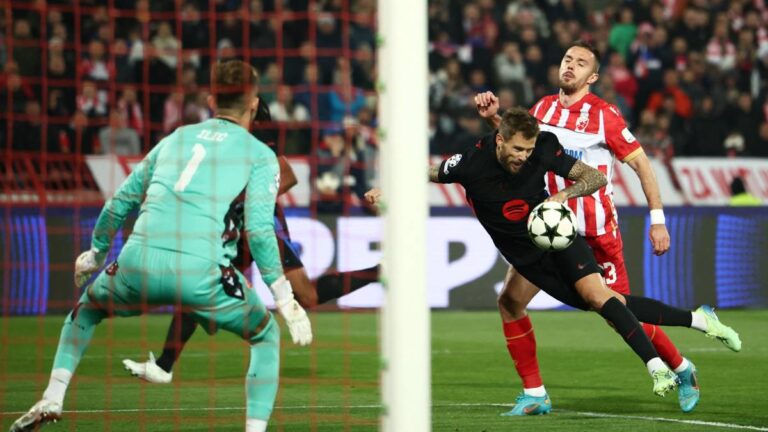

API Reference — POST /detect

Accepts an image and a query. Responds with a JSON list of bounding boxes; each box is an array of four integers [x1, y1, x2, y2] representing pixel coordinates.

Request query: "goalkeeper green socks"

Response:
[[51, 302, 105, 373], [44, 300, 106, 407], [246, 320, 280, 421]]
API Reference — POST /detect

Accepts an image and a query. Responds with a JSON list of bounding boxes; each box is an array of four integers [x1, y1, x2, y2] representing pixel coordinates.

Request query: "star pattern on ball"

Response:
[[542, 221, 560, 248], [555, 205, 572, 220]]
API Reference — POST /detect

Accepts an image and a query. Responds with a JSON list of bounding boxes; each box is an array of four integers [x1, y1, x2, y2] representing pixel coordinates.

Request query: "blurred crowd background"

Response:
[[3, 0, 768, 209]]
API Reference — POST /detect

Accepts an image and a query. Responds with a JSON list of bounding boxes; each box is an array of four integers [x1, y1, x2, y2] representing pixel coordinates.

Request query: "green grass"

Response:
[[1, 310, 767, 431]]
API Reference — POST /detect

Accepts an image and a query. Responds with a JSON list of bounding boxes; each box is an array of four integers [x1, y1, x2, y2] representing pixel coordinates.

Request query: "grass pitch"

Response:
[[1, 310, 766, 431]]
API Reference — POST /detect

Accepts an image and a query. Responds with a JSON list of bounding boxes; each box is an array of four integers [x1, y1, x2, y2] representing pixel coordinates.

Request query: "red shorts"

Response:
[[585, 230, 631, 295]]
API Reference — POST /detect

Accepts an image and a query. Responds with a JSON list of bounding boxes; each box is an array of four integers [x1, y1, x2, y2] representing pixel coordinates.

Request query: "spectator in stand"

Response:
[[351, 43, 376, 91], [635, 109, 675, 162], [609, 7, 637, 60], [328, 58, 366, 123], [11, 101, 43, 151], [673, 7, 709, 52], [505, 0, 549, 39], [12, 19, 40, 78], [295, 62, 330, 121], [724, 133, 747, 157], [182, 91, 211, 126], [756, 122, 768, 157], [428, 111, 451, 155], [151, 22, 180, 84], [605, 51, 638, 111], [269, 85, 310, 123], [687, 96, 728, 156], [316, 12, 343, 85], [429, 30, 459, 72], [113, 39, 135, 83], [496, 88, 516, 113], [315, 127, 351, 214], [646, 69, 693, 120], [76, 80, 108, 119], [727, 92, 761, 155], [116, 88, 144, 136], [80, 39, 112, 82], [494, 42, 531, 104], [269, 85, 311, 154], [628, 22, 670, 117], [707, 18, 737, 72], [163, 90, 185, 134], [259, 62, 280, 105], [217, 14, 244, 49], [1, 64, 35, 114], [671, 37, 690, 72], [248, 0, 277, 71], [98, 111, 141, 156]]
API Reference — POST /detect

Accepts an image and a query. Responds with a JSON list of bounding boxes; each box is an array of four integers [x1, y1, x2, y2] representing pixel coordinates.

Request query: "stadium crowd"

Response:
[[2, 0, 768, 205]]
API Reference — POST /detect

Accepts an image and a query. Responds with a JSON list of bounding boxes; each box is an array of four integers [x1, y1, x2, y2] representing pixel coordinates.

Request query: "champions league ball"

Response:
[[527, 201, 578, 251]]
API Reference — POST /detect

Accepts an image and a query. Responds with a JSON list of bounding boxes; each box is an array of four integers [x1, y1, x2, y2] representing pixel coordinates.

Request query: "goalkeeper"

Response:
[[10, 60, 309, 432]]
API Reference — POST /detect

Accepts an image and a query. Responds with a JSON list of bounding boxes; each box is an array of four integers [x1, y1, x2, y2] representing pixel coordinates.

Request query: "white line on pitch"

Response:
[[557, 409, 768, 431], [1, 403, 766, 430]]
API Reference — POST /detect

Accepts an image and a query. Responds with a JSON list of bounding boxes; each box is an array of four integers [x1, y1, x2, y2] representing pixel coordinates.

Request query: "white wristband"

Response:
[[650, 209, 666, 225]]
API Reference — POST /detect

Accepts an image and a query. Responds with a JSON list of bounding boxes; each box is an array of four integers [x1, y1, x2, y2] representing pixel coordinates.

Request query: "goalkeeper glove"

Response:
[[74, 248, 105, 288], [269, 276, 313, 346]]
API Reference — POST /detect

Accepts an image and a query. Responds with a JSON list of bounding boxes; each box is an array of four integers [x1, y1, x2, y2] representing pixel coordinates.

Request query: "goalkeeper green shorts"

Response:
[[87, 242, 272, 341]]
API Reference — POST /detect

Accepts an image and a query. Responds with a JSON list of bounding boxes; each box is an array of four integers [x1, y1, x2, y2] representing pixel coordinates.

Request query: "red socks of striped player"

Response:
[[642, 323, 684, 370], [502, 315, 542, 388]]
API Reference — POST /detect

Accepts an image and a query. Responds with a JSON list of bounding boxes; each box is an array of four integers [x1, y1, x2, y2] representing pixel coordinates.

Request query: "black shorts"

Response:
[[232, 205, 305, 273], [514, 235, 602, 311]]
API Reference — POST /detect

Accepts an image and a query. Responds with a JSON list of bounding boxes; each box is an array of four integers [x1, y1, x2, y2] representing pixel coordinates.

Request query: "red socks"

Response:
[[642, 323, 683, 370], [502, 316, 542, 388]]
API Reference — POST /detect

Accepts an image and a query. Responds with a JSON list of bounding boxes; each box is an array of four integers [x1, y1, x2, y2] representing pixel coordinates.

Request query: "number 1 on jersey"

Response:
[[174, 143, 207, 192]]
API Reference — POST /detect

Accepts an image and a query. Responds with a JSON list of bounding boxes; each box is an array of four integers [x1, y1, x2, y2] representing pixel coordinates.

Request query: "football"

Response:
[[527, 201, 578, 251]]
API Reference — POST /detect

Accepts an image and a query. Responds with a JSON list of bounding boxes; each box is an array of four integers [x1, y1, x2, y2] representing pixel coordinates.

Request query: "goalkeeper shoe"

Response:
[[501, 392, 552, 416], [676, 361, 700, 413], [652, 367, 679, 397], [695, 305, 742, 352], [9, 399, 62, 432], [122, 352, 173, 384]]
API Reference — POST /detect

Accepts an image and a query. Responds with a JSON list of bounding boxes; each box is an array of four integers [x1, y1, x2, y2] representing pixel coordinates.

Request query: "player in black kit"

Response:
[[365, 107, 741, 409]]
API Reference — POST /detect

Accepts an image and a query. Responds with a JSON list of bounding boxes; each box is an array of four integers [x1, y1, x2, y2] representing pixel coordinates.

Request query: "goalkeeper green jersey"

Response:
[[91, 118, 284, 285]]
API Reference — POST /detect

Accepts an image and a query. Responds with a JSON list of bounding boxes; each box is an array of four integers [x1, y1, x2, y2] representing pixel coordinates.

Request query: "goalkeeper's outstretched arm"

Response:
[[245, 150, 312, 346]]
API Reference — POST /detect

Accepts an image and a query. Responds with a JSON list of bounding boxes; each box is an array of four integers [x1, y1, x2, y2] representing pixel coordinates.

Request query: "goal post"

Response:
[[378, 0, 431, 430]]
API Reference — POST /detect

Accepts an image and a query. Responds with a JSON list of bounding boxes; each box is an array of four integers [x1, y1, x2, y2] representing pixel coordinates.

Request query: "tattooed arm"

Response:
[[547, 160, 607, 203]]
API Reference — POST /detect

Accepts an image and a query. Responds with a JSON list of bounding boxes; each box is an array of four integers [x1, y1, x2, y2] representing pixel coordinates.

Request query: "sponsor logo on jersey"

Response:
[[621, 128, 636, 143], [564, 148, 583, 160], [501, 199, 530, 222], [443, 153, 463, 174]]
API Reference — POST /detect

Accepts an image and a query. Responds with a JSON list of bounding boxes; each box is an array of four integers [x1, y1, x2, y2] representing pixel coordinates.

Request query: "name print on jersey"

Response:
[[196, 129, 229, 142]]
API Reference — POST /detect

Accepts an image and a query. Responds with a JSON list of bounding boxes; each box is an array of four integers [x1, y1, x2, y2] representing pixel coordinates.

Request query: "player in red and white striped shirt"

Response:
[[476, 41, 700, 414]]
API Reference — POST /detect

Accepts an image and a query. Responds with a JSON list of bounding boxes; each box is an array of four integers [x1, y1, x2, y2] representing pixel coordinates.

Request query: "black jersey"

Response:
[[437, 131, 577, 267]]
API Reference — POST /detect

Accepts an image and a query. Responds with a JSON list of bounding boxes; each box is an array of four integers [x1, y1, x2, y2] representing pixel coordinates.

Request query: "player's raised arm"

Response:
[[475, 91, 502, 129], [245, 150, 312, 346], [547, 160, 607, 204]]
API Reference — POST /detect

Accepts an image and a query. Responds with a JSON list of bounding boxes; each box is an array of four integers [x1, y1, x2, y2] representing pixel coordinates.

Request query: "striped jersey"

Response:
[[530, 93, 643, 237]]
